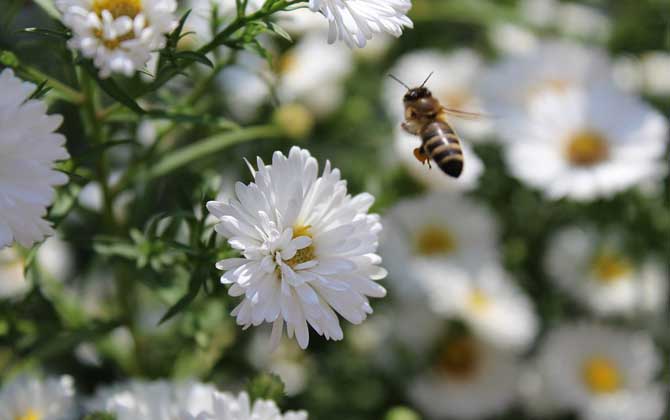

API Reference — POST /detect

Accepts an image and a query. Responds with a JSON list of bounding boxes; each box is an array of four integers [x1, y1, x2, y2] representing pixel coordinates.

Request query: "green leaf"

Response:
[[79, 60, 145, 114], [247, 373, 285, 403], [19, 27, 70, 40], [27, 80, 52, 100], [158, 274, 203, 325], [174, 51, 214, 68], [84, 412, 117, 420], [0, 50, 19, 67], [168, 9, 192, 47], [269, 22, 292, 42]]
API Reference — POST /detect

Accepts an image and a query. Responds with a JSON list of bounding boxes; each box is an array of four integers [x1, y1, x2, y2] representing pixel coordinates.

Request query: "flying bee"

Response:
[[391, 72, 485, 178]]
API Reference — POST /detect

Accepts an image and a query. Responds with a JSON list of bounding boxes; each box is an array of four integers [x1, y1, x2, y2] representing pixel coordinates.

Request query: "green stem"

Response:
[[146, 125, 279, 180], [17, 65, 84, 104]]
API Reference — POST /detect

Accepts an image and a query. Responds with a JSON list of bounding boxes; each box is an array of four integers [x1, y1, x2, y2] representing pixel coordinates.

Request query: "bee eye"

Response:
[[410, 111, 417, 118]]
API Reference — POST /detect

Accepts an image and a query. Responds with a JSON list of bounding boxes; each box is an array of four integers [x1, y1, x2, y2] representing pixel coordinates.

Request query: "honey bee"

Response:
[[391, 73, 484, 178]]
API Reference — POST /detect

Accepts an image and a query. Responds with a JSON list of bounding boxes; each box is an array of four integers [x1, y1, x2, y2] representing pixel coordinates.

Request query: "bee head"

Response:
[[403, 87, 432, 103]]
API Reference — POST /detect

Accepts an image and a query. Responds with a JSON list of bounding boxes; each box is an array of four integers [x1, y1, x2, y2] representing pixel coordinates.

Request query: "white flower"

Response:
[[487, 23, 538, 57], [87, 380, 217, 419], [0, 247, 29, 299], [190, 391, 308, 420], [56, 0, 178, 77], [384, 49, 493, 142], [481, 41, 612, 115], [380, 192, 499, 300], [309, 0, 413, 48], [207, 146, 387, 350], [502, 84, 668, 201], [277, 33, 353, 117], [187, 0, 264, 44], [0, 69, 69, 249], [545, 226, 668, 317], [36, 235, 75, 282], [519, 0, 610, 41], [393, 128, 484, 192], [409, 335, 520, 420], [218, 51, 273, 122], [420, 262, 538, 351], [536, 323, 666, 420], [0, 375, 77, 420], [641, 51, 670, 96]]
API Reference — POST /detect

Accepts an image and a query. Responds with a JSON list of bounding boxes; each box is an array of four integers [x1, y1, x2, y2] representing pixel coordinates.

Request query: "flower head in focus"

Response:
[[309, 0, 413, 48], [207, 146, 387, 349], [0, 69, 69, 249], [0, 374, 77, 420], [56, 0, 178, 77]]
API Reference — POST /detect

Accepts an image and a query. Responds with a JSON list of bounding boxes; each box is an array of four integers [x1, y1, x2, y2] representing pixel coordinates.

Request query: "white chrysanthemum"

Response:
[[189, 391, 308, 420], [0, 375, 77, 420], [36, 235, 75, 282], [206, 146, 387, 350], [502, 84, 668, 201], [536, 323, 666, 420], [56, 0, 178, 77], [420, 262, 538, 351], [481, 41, 612, 115], [0, 247, 29, 299], [488, 23, 538, 57], [393, 128, 484, 192], [87, 380, 217, 419], [520, 0, 610, 41], [309, 0, 413, 48], [545, 226, 668, 317], [380, 192, 499, 300], [0, 69, 69, 249], [217, 51, 273, 122], [384, 49, 493, 141], [277, 33, 353, 117], [409, 335, 520, 420]]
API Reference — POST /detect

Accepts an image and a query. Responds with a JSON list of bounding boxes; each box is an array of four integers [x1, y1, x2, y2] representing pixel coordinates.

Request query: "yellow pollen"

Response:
[[591, 253, 632, 283], [416, 226, 456, 256], [564, 130, 609, 166], [278, 52, 297, 74], [15, 409, 41, 420], [284, 225, 315, 269], [468, 289, 490, 312], [438, 336, 479, 380], [93, 0, 142, 18], [293, 224, 312, 238], [582, 356, 623, 394]]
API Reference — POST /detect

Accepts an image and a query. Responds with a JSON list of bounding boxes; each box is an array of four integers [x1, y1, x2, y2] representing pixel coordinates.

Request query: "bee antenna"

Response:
[[388, 74, 410, 90], [420, 71, 434, 88]]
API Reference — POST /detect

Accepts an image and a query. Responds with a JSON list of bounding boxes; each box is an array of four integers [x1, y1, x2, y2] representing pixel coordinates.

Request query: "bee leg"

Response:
[[413, 147, 431, 169], [402, 122, 419, 135]]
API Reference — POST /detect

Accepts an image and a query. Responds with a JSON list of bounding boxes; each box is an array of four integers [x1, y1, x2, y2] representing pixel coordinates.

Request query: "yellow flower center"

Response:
[[591, 253, 632, 283], [283, 225, 315, 269], [278, 52, 297, 75], [564, 130, 609, 166], [582, 356, 623, 394], [467, 289, 491, 313], [93, 0, 142, 18], [416, 226, 456, 256], [15, 409, 41, 420], [438, 336, 479, 380]]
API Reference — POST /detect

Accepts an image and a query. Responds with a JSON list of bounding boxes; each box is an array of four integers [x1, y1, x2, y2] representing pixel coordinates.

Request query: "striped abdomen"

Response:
[[420, 121, 464, 178]]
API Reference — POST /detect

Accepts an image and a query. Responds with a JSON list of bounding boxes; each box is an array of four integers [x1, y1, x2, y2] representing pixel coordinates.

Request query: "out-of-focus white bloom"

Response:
[[612, 55, 645, 93], [519, 0, 557, 27], [481, 41, 612, 115], [0, 375, 77, 420], [488, 23, 538, 56], [410, 335, 520, 420], [56, 0, 178, 78], [384, 49, 493, 142], [276, 7, 329, 35], [278, 33, 353, 117], [218, 51, 273, 122], [536, 323, 666, 420], [0, 69, 69, 249], [640, 51, 670, 96], [502, 84, 668, 201], [87, 380, 217, 419], [309, 0, 413, 48], [186, 0, 264, 45], [190, 391, 308, 420], [380, 192, 499, 300], [248, 333, 310, 396], [36, 235, 75, 282], [393, 128, 484, 192], [557, 3, 611, 41], [545, 226, 668, 317], [421, 263, 538, 351], [518, 362, 564, 418], [0, 247, 29, 299], [207, 147, 387, 349]]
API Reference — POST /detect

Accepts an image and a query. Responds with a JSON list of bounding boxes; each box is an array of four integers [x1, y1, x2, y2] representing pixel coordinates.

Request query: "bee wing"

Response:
[[440, 107, 492, 120]]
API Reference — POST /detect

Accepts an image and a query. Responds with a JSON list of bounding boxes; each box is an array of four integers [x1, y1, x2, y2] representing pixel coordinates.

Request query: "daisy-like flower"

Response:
[[410, 333, 520, 419], [0, 247, 29, 299], [86, 380, 217, 419], [309, 0, 413, 48], [188, 391, 307, 420], [502, 84, 668, 201], [0, 374, 77, 420], [380, 192, 499, 300], [545, 226, 668, 317], [0, 69, 69, 249], [207, 146, 387, 350], [56, 0, 178, 77], [420, 262, 538, 351], [384, 49, 493, 142], [536, 323, 666, 420], [481, 41, 612, 115]]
